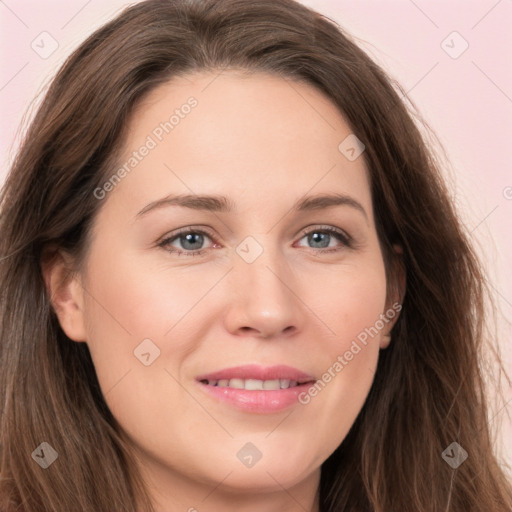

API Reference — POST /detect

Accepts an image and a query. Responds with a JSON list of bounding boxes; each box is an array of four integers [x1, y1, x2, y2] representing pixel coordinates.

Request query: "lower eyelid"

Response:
[[159, 231, 215, 251], [299, 225, 351, 242], [159, 226, 353, 254]]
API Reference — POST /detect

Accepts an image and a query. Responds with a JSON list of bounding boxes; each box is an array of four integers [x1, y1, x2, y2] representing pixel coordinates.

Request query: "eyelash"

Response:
[[158, 225, 353, 257]]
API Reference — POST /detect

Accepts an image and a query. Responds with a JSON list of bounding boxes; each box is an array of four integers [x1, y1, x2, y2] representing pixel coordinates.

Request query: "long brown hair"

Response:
[[1, 0, 511, 510]]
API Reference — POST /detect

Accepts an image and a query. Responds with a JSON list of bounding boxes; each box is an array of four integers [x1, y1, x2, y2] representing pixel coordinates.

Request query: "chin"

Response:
[[211, 466, 312, 494]]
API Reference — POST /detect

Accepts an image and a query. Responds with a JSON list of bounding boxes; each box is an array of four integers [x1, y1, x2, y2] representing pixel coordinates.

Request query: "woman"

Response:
[[0, 0, 510, 510]]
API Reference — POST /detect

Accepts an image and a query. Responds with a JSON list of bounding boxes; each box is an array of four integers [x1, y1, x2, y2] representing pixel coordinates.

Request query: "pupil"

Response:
[[310, 232, 329, 248], [182, 233, 203, 250]]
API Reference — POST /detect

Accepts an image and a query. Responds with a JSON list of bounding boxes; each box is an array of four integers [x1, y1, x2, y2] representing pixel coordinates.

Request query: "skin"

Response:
[[45, 70, 403, 512]]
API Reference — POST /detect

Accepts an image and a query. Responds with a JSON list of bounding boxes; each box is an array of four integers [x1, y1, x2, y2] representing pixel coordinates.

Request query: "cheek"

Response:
[[83, 236, 388, 385], [80, 231, 389, 480], [317, 254, 388, 350], [79, 250, 177, 393], [82, 248, 205, 345], [298, 257, 387, 449], [80, 246, 231, 417]]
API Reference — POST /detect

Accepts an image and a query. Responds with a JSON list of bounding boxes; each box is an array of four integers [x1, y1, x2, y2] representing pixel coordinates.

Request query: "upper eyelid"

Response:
[[297, 224, 351, 240], [158, 226, 216, 244], [159, 225, 352, 249]]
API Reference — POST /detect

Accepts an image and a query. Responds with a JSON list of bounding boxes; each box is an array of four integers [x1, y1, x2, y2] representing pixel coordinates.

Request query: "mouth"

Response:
[[198, 377, 314, 390], [195, 364, 317, 413], [195, 363, 316, 388]]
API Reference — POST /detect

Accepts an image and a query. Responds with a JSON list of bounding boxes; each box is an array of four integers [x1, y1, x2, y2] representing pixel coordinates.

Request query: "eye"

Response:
[[158, 224, 353, 257], [158, 227, 216, 257], [295, 225, 352, 252]]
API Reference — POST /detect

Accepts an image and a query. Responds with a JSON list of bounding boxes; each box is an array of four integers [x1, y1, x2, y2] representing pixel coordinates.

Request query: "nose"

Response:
[[223, 241, 304, 340]]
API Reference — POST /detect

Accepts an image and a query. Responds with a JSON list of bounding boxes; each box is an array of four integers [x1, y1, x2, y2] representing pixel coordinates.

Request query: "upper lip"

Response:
[[196, 364, 316, 383]]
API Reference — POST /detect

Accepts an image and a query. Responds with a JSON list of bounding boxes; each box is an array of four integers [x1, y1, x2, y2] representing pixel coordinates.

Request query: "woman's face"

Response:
[[54, 71, 400, 506]]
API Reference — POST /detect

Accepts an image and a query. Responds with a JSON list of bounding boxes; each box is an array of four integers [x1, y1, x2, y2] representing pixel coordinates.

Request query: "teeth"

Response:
[[245, 379, 263, 390], [262, 379, 280, 390], [229, 378, 245, 389], [204, 378, 304, 390]]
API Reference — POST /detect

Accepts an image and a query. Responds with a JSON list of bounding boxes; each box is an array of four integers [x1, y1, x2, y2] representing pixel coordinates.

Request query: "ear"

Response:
[[41, 248, 87, 342], [380, 243, 406, 349]]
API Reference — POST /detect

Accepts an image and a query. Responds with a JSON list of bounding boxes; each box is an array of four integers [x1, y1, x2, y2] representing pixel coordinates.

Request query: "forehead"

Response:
[[106, 70, 372, 220]]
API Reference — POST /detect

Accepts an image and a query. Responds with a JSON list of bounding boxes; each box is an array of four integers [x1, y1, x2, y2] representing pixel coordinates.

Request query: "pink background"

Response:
[[1, 0, 511, 465]]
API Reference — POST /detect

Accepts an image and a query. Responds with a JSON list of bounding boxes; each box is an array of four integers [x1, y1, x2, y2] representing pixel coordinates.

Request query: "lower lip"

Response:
[[197, 381, 315, 413]]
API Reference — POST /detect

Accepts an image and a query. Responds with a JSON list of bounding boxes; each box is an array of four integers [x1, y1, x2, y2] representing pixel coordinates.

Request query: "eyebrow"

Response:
[[136, 192, 368, 220]]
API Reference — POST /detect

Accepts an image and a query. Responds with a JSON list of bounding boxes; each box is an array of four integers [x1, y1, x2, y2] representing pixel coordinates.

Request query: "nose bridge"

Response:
[[224, 233, 302, 337], [238, 235, 290, 300], [242, 243, 287, 296]]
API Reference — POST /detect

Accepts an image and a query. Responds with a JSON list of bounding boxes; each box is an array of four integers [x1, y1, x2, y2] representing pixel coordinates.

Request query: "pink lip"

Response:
[[195, 364, 317, 414], [196, 364, 315, 382]]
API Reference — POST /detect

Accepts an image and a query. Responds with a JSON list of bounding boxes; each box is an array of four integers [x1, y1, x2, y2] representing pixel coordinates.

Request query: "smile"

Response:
[[200, 378, 311, 390]]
